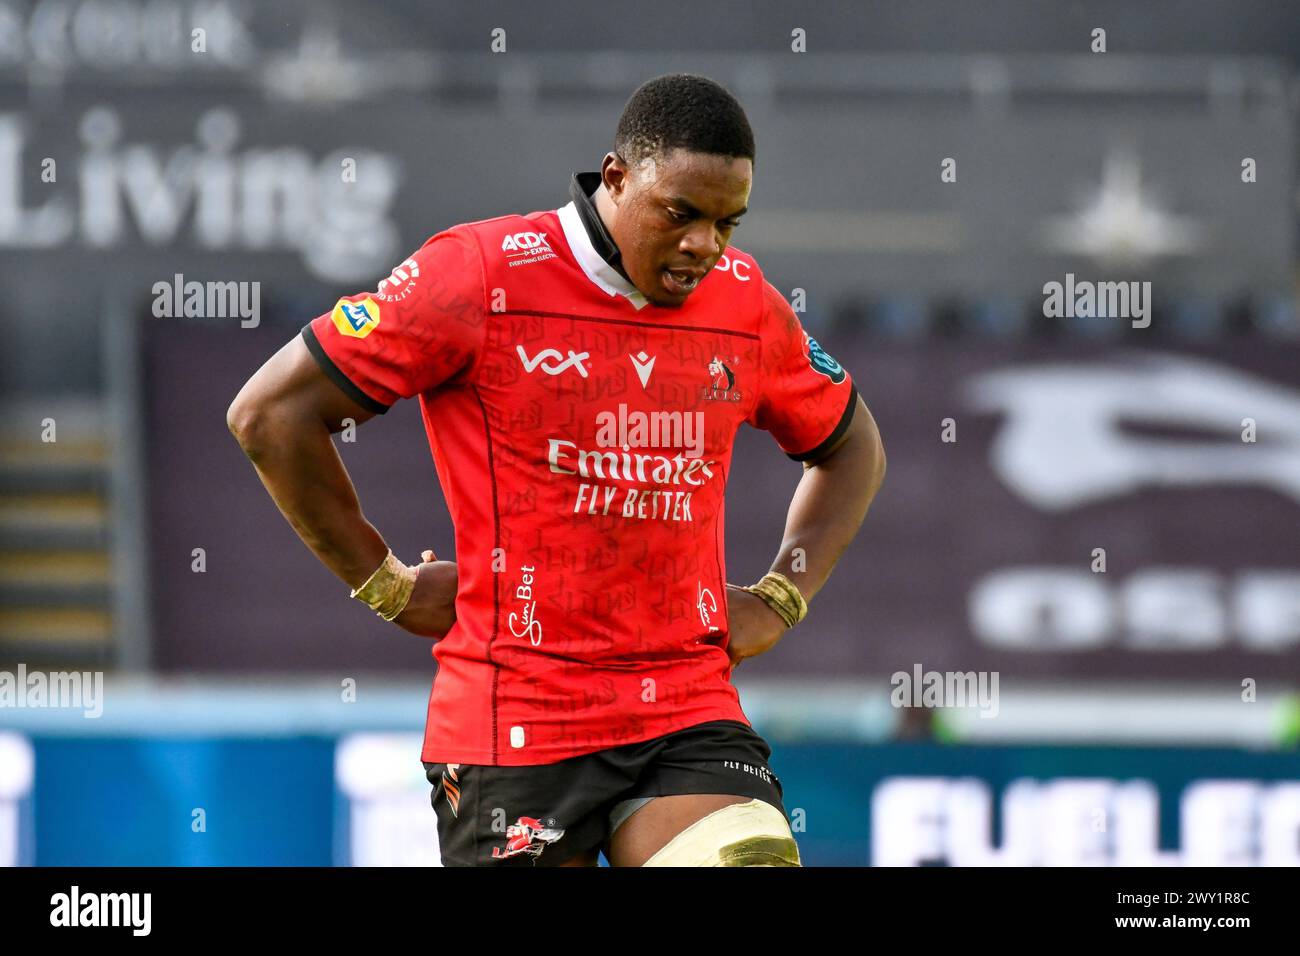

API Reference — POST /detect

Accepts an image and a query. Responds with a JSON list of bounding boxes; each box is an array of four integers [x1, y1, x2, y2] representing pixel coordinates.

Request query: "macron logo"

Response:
[[629, 351, 656, 389]]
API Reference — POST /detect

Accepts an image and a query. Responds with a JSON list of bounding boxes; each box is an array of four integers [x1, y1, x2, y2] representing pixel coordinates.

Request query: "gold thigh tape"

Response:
[[641, 798, 802, 867]]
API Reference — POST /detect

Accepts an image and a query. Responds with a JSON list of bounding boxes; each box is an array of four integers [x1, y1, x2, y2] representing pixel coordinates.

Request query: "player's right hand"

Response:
[[392, 548, 458, 639]]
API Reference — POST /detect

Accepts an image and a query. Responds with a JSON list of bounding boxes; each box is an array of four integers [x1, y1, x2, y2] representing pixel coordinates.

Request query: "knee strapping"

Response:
[[641, 798, 802, 867]]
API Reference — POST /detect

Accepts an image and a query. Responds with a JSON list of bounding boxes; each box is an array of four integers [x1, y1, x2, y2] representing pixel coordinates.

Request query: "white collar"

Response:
[[557, 195, 649, 311]]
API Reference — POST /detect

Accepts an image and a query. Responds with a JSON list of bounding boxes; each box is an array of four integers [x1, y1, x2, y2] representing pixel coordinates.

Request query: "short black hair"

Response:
[[614, 73, 755, 170]]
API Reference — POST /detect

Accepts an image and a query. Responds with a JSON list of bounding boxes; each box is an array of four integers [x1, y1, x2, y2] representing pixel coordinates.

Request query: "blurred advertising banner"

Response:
[[5, 86, 1291, 392], [10, 732, 1300, 865], [815, 342, 1300, 684], [851, 744, 1300, 867], [0, 733, 34, 866], [335, 736, 1300, 868], [334, 734, 440, 867], [145, 333, 1300, 683], [872, 775, 1300, 866]]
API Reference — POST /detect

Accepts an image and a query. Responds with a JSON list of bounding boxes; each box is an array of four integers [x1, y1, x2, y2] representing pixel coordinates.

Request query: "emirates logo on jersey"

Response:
[[702, 356, 742, 402]]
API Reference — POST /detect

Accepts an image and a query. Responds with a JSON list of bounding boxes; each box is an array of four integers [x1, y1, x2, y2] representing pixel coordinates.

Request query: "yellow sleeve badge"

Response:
[[331, 297, 382, 339]]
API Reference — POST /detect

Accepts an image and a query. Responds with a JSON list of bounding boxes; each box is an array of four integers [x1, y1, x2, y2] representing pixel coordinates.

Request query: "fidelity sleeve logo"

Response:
[[375, 257, 419, 302], [331, 297, 382, 339]]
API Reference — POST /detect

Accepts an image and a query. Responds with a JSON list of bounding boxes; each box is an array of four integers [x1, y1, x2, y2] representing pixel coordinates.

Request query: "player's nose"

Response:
[[678, 223, 721, 261]]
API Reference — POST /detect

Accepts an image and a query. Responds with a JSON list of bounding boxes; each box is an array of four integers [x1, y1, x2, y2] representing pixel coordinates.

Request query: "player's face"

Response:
[[603, 149, 752, 308]]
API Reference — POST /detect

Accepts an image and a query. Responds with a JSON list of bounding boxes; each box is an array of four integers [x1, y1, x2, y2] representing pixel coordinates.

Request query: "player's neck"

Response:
[[593, 182, 635, 285]]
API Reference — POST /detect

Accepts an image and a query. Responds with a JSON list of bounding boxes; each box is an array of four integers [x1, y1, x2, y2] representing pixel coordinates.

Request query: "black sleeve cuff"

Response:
[[300, 324, 391, 415], [787, 383, 858, 463]]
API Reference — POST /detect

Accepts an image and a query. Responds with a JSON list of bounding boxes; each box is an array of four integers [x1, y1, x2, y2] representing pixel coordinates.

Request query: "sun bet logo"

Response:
[[697, 581, 721, 632], [508, 564, 543, 647]]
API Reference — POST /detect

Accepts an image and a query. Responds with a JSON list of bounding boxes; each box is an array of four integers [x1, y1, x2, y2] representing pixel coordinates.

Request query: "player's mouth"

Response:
[[662, 266, 705, 296]]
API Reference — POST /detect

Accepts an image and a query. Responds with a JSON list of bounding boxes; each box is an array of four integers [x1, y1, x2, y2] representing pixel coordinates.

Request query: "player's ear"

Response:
[[602, 152, 629, 200]]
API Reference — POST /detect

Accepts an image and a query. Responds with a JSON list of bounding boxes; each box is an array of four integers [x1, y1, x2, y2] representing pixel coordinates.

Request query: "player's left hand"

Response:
[[723, 584, 789, 671], [391, 548, 458, 639]]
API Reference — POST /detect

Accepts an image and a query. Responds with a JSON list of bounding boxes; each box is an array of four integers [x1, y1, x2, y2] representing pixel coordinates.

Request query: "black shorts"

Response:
[[423, 719, 787, 867]]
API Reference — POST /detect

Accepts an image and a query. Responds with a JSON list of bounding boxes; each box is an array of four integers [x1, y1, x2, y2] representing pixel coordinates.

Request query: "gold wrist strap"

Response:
[[350, 550, 418, 621], [738, 571, 807, 629]]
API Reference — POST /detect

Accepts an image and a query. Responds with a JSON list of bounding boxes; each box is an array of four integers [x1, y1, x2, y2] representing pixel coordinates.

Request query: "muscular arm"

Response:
[[777, 394, 885, 600], [226, 335, 389, 589], [726, 394, 884, 663]]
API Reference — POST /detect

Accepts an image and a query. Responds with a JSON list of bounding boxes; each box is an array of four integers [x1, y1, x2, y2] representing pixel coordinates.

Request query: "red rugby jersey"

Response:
[[302, 171, 857, 765]]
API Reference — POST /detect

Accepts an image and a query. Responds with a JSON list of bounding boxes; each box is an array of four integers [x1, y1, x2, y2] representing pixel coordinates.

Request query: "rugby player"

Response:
[[227, 74, 885, 866]]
